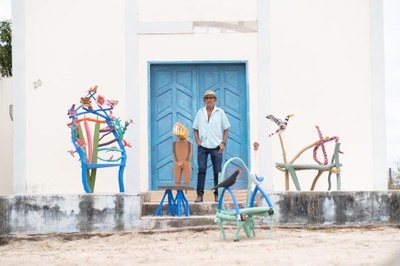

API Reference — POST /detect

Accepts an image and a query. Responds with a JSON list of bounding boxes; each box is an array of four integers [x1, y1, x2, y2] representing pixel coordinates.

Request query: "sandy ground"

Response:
[[0, 226, 399, 266]]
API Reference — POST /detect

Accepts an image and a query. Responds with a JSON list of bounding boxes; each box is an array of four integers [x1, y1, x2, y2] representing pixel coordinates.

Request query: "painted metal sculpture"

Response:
[[214, 157, 274, 242], [266, 114, 294, 189], [267, 114, 342, 191], [266, 114, 294, 137], [67, 86, 132, 193], [313, 125, 342, 165]]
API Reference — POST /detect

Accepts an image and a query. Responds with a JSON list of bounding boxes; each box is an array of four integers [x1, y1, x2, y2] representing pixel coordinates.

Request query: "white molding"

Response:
[[125, 0, 140, 194], [138, 21, 193, 34], [370, 0, 387, 190], [12, 0, 27, 194], [138, 21, 257, 34], [257, 0, 273, 191]]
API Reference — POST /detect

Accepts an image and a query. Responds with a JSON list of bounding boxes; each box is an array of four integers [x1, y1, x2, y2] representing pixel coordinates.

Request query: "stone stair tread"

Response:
[[141, 201, 245, 206], [142, 189, 248, 202], [141, 214, 215, 220], [138, 215, 216, 230], [141, 201, 246, 216]]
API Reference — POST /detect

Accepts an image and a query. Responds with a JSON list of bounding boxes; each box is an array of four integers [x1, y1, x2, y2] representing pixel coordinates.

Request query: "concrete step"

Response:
[[142, 201, 246, 216], [138, 215, 274, 231], [142, 189, 248, 203], [139, 215, 216, 230]]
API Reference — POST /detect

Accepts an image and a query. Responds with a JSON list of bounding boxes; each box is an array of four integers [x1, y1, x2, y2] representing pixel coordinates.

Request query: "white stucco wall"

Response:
[[269, 0, 385, 191], [11, 0, 385, 194], [13, 0, 127, 194], [139, 0, 257, 22], [138, 34, 259, 191], [0, 77, 13, 194], [137, 0, 258, 191]]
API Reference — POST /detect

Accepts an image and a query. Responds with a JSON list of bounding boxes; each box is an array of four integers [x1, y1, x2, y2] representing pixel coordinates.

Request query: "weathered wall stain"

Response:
[[0, 194, 141, 235], [272, 191, 400, 225], [0, 192, 399, 235]]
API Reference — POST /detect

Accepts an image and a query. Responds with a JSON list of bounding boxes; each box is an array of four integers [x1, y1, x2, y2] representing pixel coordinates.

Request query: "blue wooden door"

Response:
[[198, 64, 248, 189], [150, 63, 248, 190]]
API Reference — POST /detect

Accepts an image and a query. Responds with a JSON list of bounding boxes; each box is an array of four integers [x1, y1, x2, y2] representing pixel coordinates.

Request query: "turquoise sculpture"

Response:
[[214, 157, 274, 242]]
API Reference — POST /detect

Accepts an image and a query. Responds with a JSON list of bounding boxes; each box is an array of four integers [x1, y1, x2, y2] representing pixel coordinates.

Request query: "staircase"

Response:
[[140, 189, 248, 230]]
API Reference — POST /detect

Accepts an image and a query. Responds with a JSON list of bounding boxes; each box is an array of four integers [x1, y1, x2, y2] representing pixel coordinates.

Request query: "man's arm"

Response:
[[218, 129, 229, 153], [222, 129, 229, 144], [194, 129, 201, 146]]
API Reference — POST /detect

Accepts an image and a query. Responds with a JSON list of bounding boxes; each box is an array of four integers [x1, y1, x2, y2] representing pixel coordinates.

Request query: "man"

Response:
[[192, 90, 230, 202]]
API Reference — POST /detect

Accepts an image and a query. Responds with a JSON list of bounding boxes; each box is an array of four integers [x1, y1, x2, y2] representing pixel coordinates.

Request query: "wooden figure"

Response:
[[172, 122, 192, 186]]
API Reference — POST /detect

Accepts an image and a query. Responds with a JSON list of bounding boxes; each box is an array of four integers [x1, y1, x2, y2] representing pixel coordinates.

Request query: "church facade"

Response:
[[1, 0, 386, 195]]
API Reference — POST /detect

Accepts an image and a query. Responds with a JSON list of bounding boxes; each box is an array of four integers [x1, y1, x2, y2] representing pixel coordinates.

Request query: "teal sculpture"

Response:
[[214, 157, 274, 242]]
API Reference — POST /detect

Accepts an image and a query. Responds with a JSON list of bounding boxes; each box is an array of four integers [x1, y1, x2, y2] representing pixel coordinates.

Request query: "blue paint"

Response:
[[68, 90, 129, 193], [152, 189, 190, 217], [215, 157, 274, 241], [149, 63, 249, 190]]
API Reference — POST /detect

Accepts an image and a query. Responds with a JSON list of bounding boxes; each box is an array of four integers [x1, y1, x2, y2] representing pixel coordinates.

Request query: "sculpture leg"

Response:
[[215, 218, 226, 240], [173, 162, 182, 186], [183, 161, 191, 186], [177, 190, 190, 216], [166, 189, 176, 216], [287, 167, 301, 191], [175, 191, 182, 217], [327, 171, 333, 191], [234, 221, 243, 242], [242, 220, 252, 238], [118, 165, 125, 192], [310, 170, 323, 191], [153, 189, 169, 216], [82, 164, 92, 193], [285, 171, 289, 191]]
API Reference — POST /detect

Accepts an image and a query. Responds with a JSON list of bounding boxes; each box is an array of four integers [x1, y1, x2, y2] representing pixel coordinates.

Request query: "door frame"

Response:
[[147, 61, 250, 190]]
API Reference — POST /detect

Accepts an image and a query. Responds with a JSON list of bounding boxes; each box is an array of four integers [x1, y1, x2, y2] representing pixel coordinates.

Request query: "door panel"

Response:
[[150, 64, 248, 190], [198, 65, 248, 189]]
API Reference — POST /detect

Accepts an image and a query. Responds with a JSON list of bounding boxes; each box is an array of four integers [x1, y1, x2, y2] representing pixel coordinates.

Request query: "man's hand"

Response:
[[218, 143, 225, 154]]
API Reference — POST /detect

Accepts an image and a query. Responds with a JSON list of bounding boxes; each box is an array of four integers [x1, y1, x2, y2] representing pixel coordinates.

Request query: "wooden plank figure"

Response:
[[172, 122, 192, 186]]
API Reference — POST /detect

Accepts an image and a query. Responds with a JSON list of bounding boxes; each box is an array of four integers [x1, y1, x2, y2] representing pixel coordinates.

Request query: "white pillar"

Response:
[[125, 0, 141, 194], [257, 0, 274, 191], [0, 77, 13, 194], [371, 0, 387, 190], [12, 0, 27, 194]]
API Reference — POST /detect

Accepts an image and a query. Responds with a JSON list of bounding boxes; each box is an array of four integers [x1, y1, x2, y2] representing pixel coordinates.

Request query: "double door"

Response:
[[150, 63, 248, 190]]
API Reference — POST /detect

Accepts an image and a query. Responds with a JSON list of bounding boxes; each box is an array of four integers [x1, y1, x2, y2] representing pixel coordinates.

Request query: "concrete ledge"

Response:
[[1, 191, 399, 235], [0, 194, 141, 235], [268, 191, 400, 225]]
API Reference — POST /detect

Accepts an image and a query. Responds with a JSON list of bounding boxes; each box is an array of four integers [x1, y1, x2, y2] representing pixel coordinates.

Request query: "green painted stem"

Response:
[[89, 122, 100, 191]]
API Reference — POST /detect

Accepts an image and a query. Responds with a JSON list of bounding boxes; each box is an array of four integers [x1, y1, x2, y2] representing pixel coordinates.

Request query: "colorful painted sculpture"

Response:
[[172, 122, 192, 186], [266, 114, 294, 137], [313, 125, 342, 165], [67, 86, 132, 193], [214, 157, 274, 242], [266, 114, 342, 191]]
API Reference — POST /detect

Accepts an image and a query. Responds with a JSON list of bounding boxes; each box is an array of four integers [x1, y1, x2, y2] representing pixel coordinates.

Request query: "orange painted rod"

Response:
[[67, 117, 106, 127]]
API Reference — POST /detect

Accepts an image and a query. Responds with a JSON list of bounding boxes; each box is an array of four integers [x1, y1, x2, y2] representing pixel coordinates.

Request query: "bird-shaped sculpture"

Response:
[[210, 170, 241, 191], [266, 114, 294, 137]]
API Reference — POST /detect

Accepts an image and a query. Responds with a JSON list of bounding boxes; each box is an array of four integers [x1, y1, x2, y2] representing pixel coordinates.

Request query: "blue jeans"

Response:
[[196, 146, 222, 196]]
